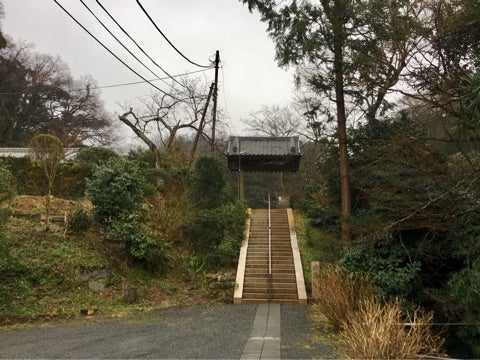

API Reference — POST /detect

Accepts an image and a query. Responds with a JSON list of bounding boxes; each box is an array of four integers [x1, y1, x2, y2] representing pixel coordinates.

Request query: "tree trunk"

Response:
[[332, 0, 351, 244], [45, 182, 51, 231], [119, 111, 162, 169]]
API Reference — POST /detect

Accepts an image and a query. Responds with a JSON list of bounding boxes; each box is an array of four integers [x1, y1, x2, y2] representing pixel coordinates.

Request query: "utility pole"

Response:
[[191, 82, 215, 162], [211, 50, 220, 155]]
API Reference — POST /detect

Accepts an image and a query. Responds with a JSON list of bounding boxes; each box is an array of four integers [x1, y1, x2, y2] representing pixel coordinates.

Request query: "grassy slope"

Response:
[[293, 209, 339, 294], [0, 197, 231, 325], [293, 209, 342, 357], [3, 199, 338, 327]]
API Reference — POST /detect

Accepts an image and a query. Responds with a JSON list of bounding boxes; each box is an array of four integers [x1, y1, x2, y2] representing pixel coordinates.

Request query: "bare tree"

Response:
[[28, 134, 64, 231], [242, 104, 303, 137], [119, 77, 210, 169]]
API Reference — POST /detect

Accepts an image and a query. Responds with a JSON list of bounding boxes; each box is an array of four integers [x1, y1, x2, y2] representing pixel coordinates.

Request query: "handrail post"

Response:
[[268, 193, 272, 275]]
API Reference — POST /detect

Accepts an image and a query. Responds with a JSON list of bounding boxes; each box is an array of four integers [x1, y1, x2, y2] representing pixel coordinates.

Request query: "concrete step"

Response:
[[242, 292, 299, 300], [245, 267, 296, 273], [243, 281, 296, 286], [247, 251, 293, 256], [247, 245, 291, 249], [247, 242, 292, 247], [235, 208, 306, 305], [243, 282, 298, 289], [249, 242, 292, 246], [242, 281, 297, 288], [247, 245, 292, 250], [247, 253, 293, 257], [243, 288, 298, 295], [245, 269, 296, 275], [245, 263, 294, 269], [240, 298, 300, 305], [243, 288, 297, 294], [246, 252, 293, 257], [246, 260, 294, 266], [250, 245, 292, 248], [245, 275, 296, 283], [247, 254, 293, 259]]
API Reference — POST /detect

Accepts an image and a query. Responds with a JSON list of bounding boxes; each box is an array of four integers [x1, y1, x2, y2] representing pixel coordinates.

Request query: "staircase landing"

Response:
[[234, 208, 307, 304]]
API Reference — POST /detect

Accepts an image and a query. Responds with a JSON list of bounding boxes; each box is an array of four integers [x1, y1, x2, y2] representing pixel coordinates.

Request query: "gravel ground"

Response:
[[281, 305, 333, 359], [0, 304, 332, 359]]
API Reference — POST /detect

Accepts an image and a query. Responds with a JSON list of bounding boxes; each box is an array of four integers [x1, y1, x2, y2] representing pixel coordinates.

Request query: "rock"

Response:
[[123, 287, 137, 304], [76, 267, 109, 291], [90, 269, 108, 280], [87, 278, 106, 292], [75, 267, 90, 282], [205, 272, 236, 291]]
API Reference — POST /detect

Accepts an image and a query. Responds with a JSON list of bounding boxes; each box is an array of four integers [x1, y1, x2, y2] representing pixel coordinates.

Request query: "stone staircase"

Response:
[[234, 208, 307, 304]]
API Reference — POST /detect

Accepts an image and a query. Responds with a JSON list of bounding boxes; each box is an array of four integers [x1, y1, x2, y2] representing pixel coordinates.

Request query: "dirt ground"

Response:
[[9, 195, 91, 214]]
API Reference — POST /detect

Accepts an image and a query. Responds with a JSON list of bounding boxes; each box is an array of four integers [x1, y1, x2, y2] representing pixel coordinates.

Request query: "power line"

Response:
[[0, 67, 214, 96], [95, 68, 212, 89], [52, 0, 180, 100], [79, 0, 173, 89], [94, 0, 198, 88], [136, 0, 212, 69], [220, 63, 232, 123]]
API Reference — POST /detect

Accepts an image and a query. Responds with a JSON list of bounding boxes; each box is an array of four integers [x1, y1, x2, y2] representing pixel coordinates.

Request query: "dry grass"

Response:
[[312, 264, 374, 330], [311, 264, 446, 359], [1, 196, 225, 326], [339, 298, 446, 359], [9, 195, 92, 219]]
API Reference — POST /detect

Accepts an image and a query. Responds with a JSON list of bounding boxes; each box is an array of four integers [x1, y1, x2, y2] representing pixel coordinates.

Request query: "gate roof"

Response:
[[226, 136, 301, 172]]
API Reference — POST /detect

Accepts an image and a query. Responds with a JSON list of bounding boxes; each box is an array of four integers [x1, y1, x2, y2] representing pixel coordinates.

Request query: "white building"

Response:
[[0, 148, 81, 161]]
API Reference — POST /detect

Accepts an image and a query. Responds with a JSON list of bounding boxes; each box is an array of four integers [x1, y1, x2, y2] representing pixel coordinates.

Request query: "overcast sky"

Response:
[[2, 0, 295, 145]]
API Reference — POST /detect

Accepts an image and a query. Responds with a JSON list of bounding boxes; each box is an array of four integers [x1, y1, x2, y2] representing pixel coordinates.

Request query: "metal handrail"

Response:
[[268, 193, 272, 275]]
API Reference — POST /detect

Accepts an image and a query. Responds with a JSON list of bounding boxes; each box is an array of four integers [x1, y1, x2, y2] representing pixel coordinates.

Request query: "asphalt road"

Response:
[[0, 304, 332, 359]]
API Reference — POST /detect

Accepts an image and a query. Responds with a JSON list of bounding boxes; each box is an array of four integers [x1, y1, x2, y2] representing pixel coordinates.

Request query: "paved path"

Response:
[[0, 304, 332, 359], [241, 304, 281, 359]]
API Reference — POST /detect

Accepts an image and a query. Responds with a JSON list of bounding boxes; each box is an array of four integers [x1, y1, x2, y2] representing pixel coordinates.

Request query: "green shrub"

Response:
[[1, 156, 91, 197], [339, 242, 420, 298], [190, 156, 232, 210], [302, 181, 340, 228], [76, 147, 119, 166], [0, 157, 41, 195], [0, 164, 15, 227], [85, 157, 166, 271], [184, 155, 245, 271], [185, 202, 247, 271], [0, 231, 29, 315], [126, 148, 162, 194], [0, 163, 15, 204], [446, 259, 480, 357], [85, 157, 146, 226], [67, 208, 93, 234], [55, 162, 90, 197], [106, 214, 150, 256]]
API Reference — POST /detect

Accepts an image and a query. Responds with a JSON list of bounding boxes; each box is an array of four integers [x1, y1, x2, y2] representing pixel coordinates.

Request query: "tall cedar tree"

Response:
[[241, 0, 427, 242]]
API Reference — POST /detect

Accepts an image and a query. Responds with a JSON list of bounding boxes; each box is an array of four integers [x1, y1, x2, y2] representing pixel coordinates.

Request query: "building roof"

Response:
[[0, 148, 81, 161], [227, 136, 301, 156], [226, 136, 301, 172]]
